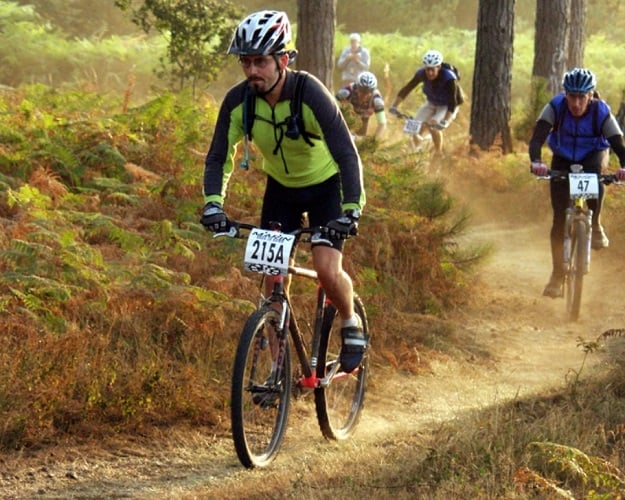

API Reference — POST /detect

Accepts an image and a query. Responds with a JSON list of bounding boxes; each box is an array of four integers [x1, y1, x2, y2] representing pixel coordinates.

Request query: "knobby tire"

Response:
[[314, 294, 369, 440], [231, 306, 292, 468], [566, 220, 587, 322]]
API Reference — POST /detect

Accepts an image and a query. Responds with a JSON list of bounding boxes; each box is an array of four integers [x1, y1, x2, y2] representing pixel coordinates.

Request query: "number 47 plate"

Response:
[[244, 228, 295, 276], [569, 172, 599, 199]]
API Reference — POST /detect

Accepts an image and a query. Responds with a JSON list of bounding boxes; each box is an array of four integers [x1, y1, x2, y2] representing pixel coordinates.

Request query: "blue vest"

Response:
[[419, 67, 456, 106], [546, 93, 610, 162]]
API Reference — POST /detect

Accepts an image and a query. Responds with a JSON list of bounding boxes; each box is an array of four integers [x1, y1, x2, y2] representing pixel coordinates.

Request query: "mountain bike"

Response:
[[390, 108, 432, 152], [541, 165, 620, 321], [214, 221, 370, 468]]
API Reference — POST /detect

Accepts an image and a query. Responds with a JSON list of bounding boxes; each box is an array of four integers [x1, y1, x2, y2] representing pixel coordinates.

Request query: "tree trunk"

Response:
[[296, 0, 336, 90], [567, 0, 586, 68], [469, 0, 515, 153], [532, 0, 570, 95]]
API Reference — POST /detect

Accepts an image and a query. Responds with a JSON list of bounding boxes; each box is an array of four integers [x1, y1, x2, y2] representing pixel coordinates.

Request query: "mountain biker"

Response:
[[388, 49, 461, 155], [200, 10, 367, 373], [337, 33, 371, 87], [336, 71, 387, 140], [529, 67, 625, 298]]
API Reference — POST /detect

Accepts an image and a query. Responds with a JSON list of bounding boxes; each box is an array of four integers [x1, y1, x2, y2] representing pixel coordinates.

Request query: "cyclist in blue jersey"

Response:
[[200, 10, 367, 373], [529, 67, 625, 298], [388, 50, 461, 154]]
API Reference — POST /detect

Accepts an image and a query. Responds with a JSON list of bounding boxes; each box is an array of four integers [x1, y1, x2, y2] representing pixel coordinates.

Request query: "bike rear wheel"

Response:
[[231, 306, 292, 468], [565, 220, 587, 322], [315, 294, 369, 440]]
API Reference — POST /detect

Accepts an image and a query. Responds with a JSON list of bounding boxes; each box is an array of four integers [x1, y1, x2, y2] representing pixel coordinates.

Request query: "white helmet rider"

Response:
[[356, 71, 377, 91], [422, 50, 443, 68], [228, 10, 292, 56]]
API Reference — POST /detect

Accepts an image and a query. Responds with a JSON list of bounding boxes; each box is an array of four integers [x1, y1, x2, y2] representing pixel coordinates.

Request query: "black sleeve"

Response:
[[446, 79, 459, 112], [396, 71, 424, 101], [528, 119, 552, 162], [301, 75, 364, 207], [608, 134, 625, 166]]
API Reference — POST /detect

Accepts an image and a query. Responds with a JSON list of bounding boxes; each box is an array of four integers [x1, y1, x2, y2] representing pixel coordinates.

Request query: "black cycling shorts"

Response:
[[261, 174, 344, 250]]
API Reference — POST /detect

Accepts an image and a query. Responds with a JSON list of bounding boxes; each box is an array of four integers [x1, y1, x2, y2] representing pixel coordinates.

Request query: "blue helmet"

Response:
[[562, 68, 596, 93]]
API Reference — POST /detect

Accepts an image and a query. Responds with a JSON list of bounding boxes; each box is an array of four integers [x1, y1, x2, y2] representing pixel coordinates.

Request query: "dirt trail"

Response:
[[2, 177, 625, 499]]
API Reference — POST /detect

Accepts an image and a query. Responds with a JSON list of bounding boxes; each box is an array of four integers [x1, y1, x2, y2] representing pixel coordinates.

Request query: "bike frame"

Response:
[[563, 196, 592, 276], [259, 248, 353, 392]]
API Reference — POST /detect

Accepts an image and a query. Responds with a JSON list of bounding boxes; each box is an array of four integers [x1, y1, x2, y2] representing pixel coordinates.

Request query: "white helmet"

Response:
[[357, 71, 377, 90], [228, 10, 291, 56], [422, 50, 443, 67]]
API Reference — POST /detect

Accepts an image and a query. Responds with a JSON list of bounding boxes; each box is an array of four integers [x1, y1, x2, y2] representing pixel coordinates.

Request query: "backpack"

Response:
[[441, 61, 460, 80], [441, 62, 465, 105], [243, 71, 317, 147]]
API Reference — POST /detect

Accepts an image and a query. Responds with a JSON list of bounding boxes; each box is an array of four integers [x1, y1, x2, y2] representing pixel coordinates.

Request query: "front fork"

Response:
[[563, 205, 593, 275]]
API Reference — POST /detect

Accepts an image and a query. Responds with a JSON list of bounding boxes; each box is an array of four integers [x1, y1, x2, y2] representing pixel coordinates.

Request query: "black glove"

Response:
[[388, 106, 399, 116], [200, 201, 229, 232], [327, 209, 360, 240]]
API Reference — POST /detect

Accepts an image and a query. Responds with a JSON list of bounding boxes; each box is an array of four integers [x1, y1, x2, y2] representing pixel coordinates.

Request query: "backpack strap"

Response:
[[291, 71, 318, 147], [243, 84, 255, 141], [243, 72, 319, 147], [552, 96, 601, 136]]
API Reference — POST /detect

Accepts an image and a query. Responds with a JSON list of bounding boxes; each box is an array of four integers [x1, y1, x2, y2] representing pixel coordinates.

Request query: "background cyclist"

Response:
[[388, 49, 461, 155], [529, 67, 625, 298], [200, 10, 367, 373], [336, 71, 387, 140]]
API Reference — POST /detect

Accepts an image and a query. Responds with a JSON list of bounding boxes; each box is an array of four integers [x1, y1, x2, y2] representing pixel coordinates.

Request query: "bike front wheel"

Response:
[[231, 306, 292, 468], [565, 220, 587, 322], [315, 294, 369, 440]]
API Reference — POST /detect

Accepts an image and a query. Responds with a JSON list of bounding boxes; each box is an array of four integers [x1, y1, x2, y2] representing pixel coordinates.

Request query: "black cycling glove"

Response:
[[200, 202, 229, 232], [327, 209, 360, 239]]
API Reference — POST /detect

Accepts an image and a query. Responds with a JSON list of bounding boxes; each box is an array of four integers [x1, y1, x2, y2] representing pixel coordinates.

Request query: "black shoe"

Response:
[[543, 274, 563, 298], [591, 225, 609, 250], [340, 321, 367, 373]]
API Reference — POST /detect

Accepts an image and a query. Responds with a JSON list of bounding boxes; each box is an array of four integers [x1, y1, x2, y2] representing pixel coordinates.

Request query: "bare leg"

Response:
[[312, 245, 364, 372], [311, 245, 354, 320], [430, 128, 443, 153]]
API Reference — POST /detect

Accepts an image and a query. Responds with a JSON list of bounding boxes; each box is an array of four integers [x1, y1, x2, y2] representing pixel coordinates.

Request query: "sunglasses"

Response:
[[239, 56, 273, 69]]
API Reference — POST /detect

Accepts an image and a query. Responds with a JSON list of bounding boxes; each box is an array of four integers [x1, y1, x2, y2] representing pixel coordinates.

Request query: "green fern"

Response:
[[7, 185, 51, 209], [527, 441, 625, 493]]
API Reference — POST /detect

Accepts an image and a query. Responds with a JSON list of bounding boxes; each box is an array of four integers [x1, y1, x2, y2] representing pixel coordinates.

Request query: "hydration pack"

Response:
[[243, 71, 317, 147], [441, 62, 465, 105]]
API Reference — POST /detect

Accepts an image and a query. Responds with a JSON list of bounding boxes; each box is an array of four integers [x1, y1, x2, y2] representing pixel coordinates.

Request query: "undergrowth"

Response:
[[0, 84, 483, 450]]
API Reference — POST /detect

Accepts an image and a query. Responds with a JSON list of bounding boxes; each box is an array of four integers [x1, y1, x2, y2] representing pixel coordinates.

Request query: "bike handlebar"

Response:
[[212, 221, 335, 241], [538, 170, 621, 185], [390, 109, 413, 120]]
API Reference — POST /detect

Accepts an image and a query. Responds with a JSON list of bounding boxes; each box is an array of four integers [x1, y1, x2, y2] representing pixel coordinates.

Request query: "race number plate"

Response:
[[244, 229, 295, 276], [569, 173, 599, 199], [403, 118, 422, 136]]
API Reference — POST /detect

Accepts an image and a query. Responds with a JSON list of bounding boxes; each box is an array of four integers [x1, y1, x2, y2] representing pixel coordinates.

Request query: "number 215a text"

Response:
[[250, 240, 286, 264]]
